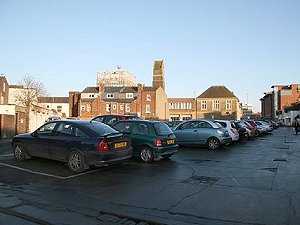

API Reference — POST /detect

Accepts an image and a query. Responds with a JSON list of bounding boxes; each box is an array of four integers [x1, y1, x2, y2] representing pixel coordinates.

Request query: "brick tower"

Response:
[[152, 60, 165, 91]]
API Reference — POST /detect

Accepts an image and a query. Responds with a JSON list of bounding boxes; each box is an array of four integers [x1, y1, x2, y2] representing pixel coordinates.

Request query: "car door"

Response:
[[130, 121, 152, 151], [173, 121, 200, 144], [26, 122, 58, 158], [197, 121, 214, 144], [48, 122, 81, 161]]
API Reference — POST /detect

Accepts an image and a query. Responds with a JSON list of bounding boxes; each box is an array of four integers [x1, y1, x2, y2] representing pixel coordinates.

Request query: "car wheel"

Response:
[[162, 154, 173, 159], [13, 144, 27, 161], [140, 147, 154, 163], [207, 137, 220, 150], [68, 151, 86, 173]]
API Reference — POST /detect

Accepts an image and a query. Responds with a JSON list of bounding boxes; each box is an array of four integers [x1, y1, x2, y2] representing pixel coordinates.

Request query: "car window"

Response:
[[55, 123, 74, 137], [154, 122, 173, 135], [132, 122, 150, 135], [113, 121, 133, 132], [217, 121, 227, 128], [36, 122, 57, 136], [93, 116, 104, 123], [179, 121, 192, 129], [85, 122, 119, 136], [199, 121, 213, 128], [74, 127, 89, 138], [107, 117, 119, 125]]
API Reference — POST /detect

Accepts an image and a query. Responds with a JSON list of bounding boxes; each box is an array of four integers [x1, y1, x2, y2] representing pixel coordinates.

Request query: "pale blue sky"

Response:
[[1, 0, 300, 112]]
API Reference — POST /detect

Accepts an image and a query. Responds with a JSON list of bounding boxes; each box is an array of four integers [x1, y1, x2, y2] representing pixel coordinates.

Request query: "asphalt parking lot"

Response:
[[0, 127, 300, 225]]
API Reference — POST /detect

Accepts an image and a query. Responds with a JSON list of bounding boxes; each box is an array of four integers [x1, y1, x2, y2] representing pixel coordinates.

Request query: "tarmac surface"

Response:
[[0, 127, 299, 225]]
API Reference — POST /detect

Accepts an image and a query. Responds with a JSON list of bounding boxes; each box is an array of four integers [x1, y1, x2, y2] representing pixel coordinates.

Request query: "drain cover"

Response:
[[183, 176, 220, 185]]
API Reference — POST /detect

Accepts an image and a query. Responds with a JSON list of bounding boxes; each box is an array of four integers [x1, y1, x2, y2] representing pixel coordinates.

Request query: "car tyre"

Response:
[[207, 137, 220, 150], [13, 143, 28, 161], [140, 147, 154, 163], [68, 151, 86, 173]]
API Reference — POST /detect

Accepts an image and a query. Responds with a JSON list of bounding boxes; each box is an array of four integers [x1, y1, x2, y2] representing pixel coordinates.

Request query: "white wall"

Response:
[[39, 102, 70, 118]]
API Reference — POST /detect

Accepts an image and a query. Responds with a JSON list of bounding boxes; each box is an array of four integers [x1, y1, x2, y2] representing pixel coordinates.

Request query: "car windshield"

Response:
[[85, 121, 119, 136], [154, 122, 173, 135]]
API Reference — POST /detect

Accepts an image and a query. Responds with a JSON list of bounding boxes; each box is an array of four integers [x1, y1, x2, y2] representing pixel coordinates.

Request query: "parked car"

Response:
[[11, 120, 132, 173], [172, 119, 231, 150], [255, 120, 273, 133], [234, 121, 250, 141], [91, 114, 141, 126], [242, 121, 257, 138], [245, 120, 259, 136], [215, 120, 239, 142], [112, 120, 178, 162]]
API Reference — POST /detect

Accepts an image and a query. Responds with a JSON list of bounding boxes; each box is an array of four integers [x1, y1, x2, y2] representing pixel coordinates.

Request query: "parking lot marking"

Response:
[[0, 154, 13, 158], [0, 162, 98, 179]]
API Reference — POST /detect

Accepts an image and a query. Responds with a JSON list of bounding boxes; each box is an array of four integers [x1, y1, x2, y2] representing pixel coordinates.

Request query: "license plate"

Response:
[[114, 142, 127, 148], [167, 139, 175, 144]]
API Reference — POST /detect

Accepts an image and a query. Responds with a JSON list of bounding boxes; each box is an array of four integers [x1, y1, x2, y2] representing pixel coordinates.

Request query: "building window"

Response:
[[106, 103, 111, 112], [87, 105, 91, 112], [0, 93, 3, 104], [146, 104, 151, 113], [81, 106, 86, 111], [47, 105, 50, 108], [107, 94, 114, 98], [125, 104, 130, 112], [187, 102, 192, 109], [175, 103, 180, 109], [120, 105, 124, 111], [213, 100, 220, 110], [89, 94, 95, 98], [112, 104, 117, 110], [226, 99, 232, 110], [57, 105, 62, 113], [201, 100, 207, 110], [146, 94, 151, 101], [169, 103, 174, 109], [180, 103, 186, 109], [126, 93, 133, 98], [3, 83, 5, 92]]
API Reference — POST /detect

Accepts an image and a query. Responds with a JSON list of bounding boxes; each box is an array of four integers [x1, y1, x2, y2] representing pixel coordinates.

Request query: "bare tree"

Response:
[[13, 74, 48, 131]]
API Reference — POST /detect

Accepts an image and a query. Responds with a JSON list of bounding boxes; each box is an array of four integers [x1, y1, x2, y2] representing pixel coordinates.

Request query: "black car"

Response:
[[91, 114, 141, 126], [11, 120, 132, 173]]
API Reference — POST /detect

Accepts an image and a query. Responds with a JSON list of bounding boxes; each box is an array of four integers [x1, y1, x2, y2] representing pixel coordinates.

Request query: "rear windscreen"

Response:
[[85, 122, 119, 136], [154, 122, 173, 135]]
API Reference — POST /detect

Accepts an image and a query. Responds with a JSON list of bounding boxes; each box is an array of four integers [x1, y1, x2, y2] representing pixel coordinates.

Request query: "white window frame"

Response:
[[3, 83, 5, 92], [201, 100, 207, 110], [169, 103, 174, 109], [81, 105, 86, 111], [213, 100, 220, 110], [112, 104, 117, 110], [175, 103, 180, 109], [89, 94, 95, 98], [187, 102, 192, 109], [146, 104, 151, 113], [226, 99, 232, 110], [126, 93, 133, 99], [107, 93, 114, 98], [120, 105, 124, 111]]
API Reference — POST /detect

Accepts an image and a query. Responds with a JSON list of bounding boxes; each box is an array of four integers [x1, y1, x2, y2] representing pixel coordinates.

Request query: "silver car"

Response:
[[173, 119, 232, 150]]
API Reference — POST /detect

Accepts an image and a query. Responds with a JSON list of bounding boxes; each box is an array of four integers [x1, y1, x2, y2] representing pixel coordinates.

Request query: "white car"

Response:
[[215, 120, 239, 142], [255, 121, 273, 133]]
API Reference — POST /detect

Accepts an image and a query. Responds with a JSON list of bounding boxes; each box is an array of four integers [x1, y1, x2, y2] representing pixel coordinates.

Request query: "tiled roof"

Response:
[[81, 87, 99, 93], [197, 86, 237, 98], [104, 86, 138, 93], [38, 97, 69, 103]]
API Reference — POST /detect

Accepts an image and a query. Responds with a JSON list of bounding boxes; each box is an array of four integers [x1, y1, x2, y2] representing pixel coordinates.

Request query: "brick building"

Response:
[[0, 76, 27, 139], [70, 60, 169, 120], [260, 84, 300, 120], [168, 98, 196, 121], [196, 86, 242, 120]]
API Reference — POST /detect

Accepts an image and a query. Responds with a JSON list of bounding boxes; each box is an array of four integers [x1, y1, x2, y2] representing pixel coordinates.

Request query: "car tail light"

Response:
[[96, 140, 109, 151], [155, 138, 163, 147]]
